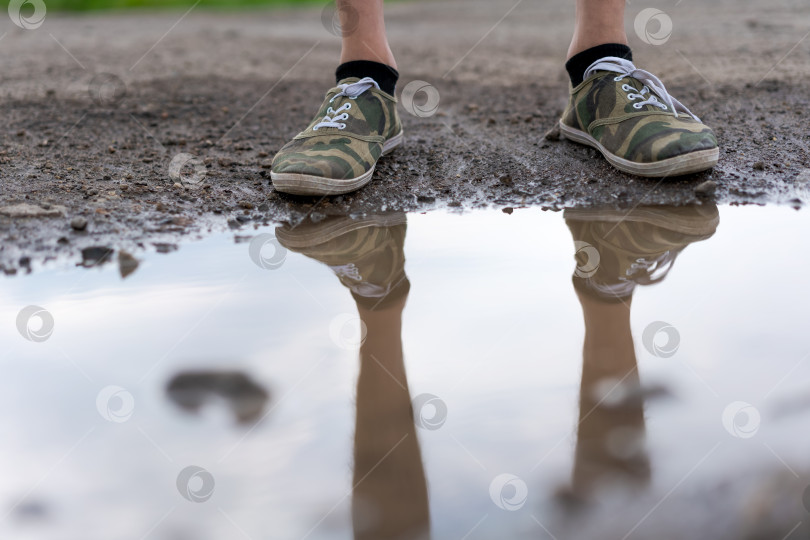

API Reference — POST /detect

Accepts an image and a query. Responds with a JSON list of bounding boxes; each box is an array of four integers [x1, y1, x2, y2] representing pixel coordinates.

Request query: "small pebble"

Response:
[[70, 217, 88, 231], [544, 124, 561, 141], [695, 180, 717, 196], [753, 161, 765, 171]]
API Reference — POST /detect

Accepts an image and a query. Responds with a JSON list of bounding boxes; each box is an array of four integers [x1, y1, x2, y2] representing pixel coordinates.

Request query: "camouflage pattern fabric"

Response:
[[565, 205, 719, 301], [272, 78, 401, 181], [561, 71, 717, 164], [276, 215, 409, 309]]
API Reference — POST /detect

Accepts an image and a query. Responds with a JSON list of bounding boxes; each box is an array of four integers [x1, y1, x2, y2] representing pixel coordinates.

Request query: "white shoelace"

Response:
[[584, 57, 700, 121], [313, 77, 380, 131]]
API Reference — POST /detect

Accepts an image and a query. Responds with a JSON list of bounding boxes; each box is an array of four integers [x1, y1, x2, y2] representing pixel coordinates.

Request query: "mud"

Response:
[[1, 0, 808, 273]]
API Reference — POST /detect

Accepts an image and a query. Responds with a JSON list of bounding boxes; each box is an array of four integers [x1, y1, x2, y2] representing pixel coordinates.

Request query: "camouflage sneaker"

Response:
[[560, 57, 719, 177], [271, 77, 403, 196]]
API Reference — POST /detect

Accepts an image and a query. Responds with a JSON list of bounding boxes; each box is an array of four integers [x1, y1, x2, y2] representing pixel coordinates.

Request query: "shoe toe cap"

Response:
[[608, 117, 718, 164], [654, 127, 718, 161], [271, 150, 361, 180]]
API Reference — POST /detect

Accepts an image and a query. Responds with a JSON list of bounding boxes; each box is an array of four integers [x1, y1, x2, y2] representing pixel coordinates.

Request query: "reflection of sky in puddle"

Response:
[[1, 206, 809, 539]]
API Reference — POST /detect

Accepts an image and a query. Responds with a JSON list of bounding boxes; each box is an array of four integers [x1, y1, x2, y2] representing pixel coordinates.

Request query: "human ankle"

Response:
[[565, 43, 632, 86], [336, 59, 399, 95]]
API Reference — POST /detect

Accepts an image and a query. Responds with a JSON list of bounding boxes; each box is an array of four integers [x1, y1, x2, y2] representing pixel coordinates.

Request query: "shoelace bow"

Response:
[[584, 57, 700, 121], [313, 77, 379, 131]]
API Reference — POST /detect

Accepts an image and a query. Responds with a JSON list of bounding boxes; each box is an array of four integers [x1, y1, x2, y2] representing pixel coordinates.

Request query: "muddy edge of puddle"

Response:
[[1, 2, 808, 273]]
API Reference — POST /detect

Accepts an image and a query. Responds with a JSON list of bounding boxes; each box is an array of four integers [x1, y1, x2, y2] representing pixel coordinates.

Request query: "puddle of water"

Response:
[[1, 204, 809, 540]]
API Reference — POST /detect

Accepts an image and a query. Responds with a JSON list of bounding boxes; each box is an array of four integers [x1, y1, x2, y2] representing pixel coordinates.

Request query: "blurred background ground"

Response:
[[1, 0, 809, 271], [40, 0, 316, 10]]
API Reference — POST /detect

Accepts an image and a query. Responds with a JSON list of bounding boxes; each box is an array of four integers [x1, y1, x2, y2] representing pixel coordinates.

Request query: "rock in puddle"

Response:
[[154, 243, 178, 254], [166, 371, 270, 424], [80, 246, 114, 267], [118, 251, 139, 279]]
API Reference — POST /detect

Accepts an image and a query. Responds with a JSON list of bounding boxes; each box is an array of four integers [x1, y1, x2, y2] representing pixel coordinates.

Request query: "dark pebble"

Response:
[[81, 246, 114, 267]]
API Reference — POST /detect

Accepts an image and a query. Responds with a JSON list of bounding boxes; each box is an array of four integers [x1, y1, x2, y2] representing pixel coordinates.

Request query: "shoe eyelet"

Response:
[[633, 103, 642, 109], [338, 123, 346, 129], [614, 76, 624, 81], [312, 126, 319, 131], [622, 84, 633, 92]]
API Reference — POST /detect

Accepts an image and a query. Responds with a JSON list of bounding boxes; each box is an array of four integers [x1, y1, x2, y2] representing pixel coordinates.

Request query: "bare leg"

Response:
[[567, 0, 629, 60], [339, 0, 397, 69]]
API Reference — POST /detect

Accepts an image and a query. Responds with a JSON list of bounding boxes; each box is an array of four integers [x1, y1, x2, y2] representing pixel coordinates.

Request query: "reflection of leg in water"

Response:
[[573, 290, 650, 497], [564, 205, 720, 499], [353, 295, 430, 540], [276, 214, 430, 540]]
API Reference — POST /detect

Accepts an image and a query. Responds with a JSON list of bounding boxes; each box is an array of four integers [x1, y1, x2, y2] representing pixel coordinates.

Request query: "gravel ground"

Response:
[[1, 0, 809, 273]]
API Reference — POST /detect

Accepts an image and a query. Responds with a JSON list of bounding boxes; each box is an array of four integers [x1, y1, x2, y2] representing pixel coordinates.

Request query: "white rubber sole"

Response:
[[271, 131, 404, 196], [559, 121, 719, 178]]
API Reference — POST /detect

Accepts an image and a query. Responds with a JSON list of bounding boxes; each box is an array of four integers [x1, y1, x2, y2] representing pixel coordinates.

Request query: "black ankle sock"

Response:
[[336, 60, 399, 95], [565, 43, 633, 87]]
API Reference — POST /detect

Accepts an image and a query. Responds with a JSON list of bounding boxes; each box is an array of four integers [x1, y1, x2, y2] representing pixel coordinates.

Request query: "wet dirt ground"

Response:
[[1, 0, 809, 273]]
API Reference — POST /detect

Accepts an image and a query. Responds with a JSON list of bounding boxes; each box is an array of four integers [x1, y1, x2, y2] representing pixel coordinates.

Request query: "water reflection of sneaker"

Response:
[[275, 213, 409, 310], [564, 204, 719, 301]]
